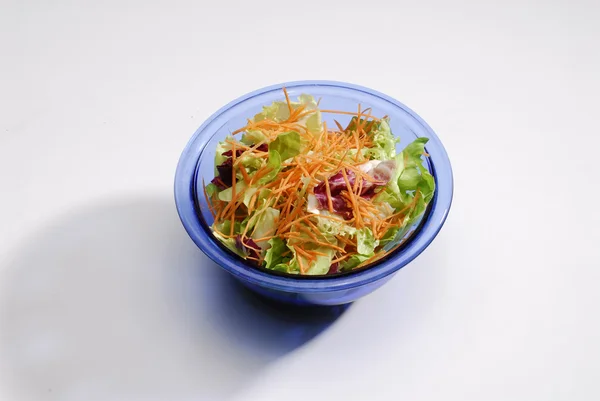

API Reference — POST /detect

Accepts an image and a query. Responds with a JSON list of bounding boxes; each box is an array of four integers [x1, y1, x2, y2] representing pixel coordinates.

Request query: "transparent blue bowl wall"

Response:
[[175, 81, 453, 305]]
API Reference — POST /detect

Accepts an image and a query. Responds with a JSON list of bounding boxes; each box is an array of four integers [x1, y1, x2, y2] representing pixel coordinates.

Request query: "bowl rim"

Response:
[[174, 80, 453, 293]]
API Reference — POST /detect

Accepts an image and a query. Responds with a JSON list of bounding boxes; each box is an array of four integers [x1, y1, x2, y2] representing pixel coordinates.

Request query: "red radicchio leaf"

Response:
[[235, 235, 261, 260], [313, 189, 353, 220], [370, 160, 396, 183], [221, 149, 245, 158], [211, 176, 228, 190], [214, 144, 269, 189], [255, 143, 269, 152], [216, 157, 234, 187], [313, 168, 388, 219], [331, 197, 354, 220], [328, 262, 340, 275], [360, 186, 378, 199], [320, 170, 352, 195]]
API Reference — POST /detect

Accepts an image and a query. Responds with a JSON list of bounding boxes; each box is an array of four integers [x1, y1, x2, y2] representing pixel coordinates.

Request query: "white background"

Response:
[[1, 0, 599, 400]]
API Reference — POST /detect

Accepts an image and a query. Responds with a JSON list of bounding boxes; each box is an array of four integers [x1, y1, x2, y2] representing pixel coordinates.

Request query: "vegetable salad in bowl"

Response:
[[203, 89, 435, 276]]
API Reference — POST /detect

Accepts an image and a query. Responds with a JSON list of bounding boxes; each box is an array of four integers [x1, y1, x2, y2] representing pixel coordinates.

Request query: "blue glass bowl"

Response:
[[174, 81, 453, 305]]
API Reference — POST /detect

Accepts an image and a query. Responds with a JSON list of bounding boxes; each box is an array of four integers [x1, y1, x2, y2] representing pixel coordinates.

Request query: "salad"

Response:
[[203, 89, 435, 275]]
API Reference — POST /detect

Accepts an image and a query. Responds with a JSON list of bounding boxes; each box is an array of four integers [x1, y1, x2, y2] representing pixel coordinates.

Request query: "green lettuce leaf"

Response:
[[402, 137, 429, 164], [257, 188, 273, 208], [297, 94, 322, 134], [381, 214, 416, 251], [356, 227, 379, 255], [242, 187, 258, 208], [252, 95, 322, 134], [418, 164, 435, 203], [251, 207, 280, 247], [238, 154, 264, 172], [287, 244, 336, 276], [408, 191, 427, 222], [297, 94, 318, 109], [243, 188, 272, 211], [345, 117, 379, 135], [218, 180, 246, 202], [340, 254, 371, 270], [374, 188, 404, 210], [269, 131, 302, 161], [257, 149, 282, 185], [264, 237, 288, 270], [212, 231, 245, 257], [398, 167, 422, 191], [379, 227, 400, 247], [306, 248, 335, 275], [205, 183, 219, 197], [283, 228, 338, 275], [272, 262, 295, 274], [240, 188, 274, 236], [214, 140, 231, 174], [315, 214, 357, 237], [396, 137, 430, 191], [366, 119, 398, 161], [387, 137, 430, 195], [347, 148, 368, 159], [305, 112, 322, 134], [369, 137, 435, 252], [241, 130, 267, 146], [254, 101, 291, 122], [216, 219, 242, 236]]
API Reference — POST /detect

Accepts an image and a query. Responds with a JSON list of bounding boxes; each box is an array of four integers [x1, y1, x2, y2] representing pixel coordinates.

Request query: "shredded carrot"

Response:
[[277, 212, 344, 234], [283, 86, 293, 115], [297, 224, 320, 243], [336, 235, 355, 246], [297, 251, 308, 274], [272, 181, 297, 195], [295, 246, 315, 261], [332, 148, 350, 172], [249, 165, 272, 185], [341, 169, 362, 228], [298, 162, 311, 179], [309, 240, 345, 252], [239, 165, 251, 185], [252, 235, 276, 242], [279, 197, 306, 233], [304, 218, 321, 233], [324, 177, 334, 213], [319, 109, 380, 121], [356, 250, 386, 268], [353, 168, 361, 194], [247, 192, 258, 214], [332, 253, 352, 264], [212, 224, 238, 239], [295, 108, 318, 120], [384, 192, 420, 221]]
